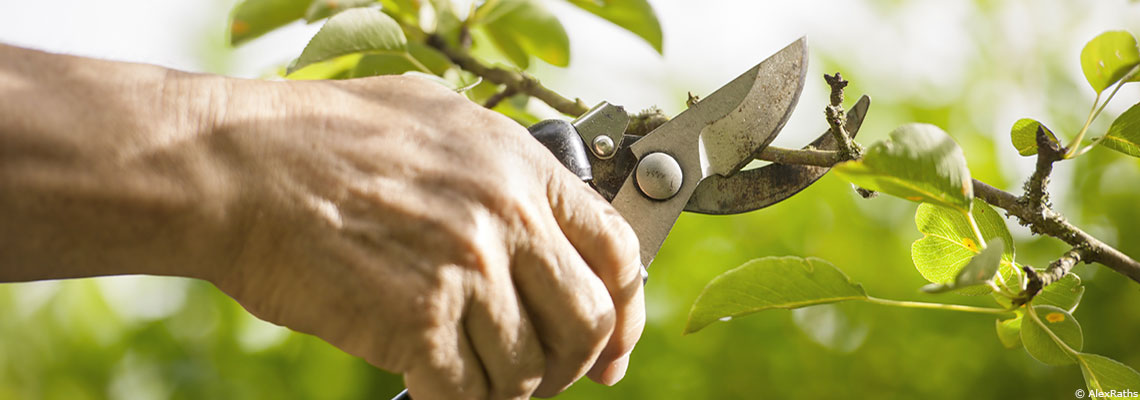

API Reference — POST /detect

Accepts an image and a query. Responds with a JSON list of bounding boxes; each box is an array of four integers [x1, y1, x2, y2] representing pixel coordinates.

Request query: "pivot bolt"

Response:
[[592, 135, 616, 158], [635, 152, 683, 200]]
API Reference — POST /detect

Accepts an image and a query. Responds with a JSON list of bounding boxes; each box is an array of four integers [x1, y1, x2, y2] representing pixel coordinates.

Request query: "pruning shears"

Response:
[[394, 37, 870, 400]]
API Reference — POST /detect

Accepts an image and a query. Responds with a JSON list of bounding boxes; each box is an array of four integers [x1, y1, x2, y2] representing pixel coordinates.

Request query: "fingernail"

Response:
[[639, 264, 649, 286], [600, 353, 630, 386]]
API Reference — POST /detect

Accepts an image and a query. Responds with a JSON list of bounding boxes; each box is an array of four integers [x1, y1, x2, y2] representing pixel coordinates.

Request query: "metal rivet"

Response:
[[635, 152, 683, 200], [592, 135, 616, 158]]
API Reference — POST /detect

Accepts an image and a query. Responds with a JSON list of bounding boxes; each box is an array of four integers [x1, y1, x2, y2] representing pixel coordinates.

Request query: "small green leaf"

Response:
[[491, 94, 541, 126], [833, 123, 973, 212], [995, 315, 1022, 349], [921, 238, 1004, 293], [1099, 102, 1140, 158], [229, 0, 312, 46], [285, 53, 363, 79], [289, 8, 407, 74], [351, 53, 423, 77], [685, 257, 867, 334], [1034, 273, 1085, 312], [1010, 118, 1060, 156], [1077, 353, 1140, 396], [350, 43, 450, 78], [481, 0, 571, 67], [1021, 305, 1082, 366], [1080, 30, 1140, 94], [427, 0, 463, 37], [305, 0, 376, 22], [911, 199, 1015, 294], [483, 25, 531, 69], [408, 42, 453, 75], [378, 0, 420, 23], [564, 0, 663, 54], [792, 302, 871, 354]]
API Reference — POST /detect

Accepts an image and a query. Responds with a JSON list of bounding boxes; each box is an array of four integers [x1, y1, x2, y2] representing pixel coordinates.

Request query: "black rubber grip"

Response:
[[526, 119, 593, 182]]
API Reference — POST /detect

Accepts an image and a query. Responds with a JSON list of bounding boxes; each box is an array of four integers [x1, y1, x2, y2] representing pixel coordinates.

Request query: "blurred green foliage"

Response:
[[2, 0, 1140, 399]]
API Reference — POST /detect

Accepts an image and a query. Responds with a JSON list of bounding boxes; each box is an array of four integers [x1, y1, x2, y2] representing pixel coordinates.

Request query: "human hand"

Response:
[[207, 75, 645, 399]]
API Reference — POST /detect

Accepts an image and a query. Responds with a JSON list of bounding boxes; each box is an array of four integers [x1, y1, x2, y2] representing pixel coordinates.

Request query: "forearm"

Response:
[[0, 44, 241, 282]]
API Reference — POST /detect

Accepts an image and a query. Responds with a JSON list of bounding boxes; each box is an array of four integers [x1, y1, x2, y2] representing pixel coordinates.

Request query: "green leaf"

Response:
[[490, 94, 541, 126], [565, 0, 663, 54], [921, 237, 1004, 293], [685, 257, 867, 334], [995, 314, 1022, 349], [350, 43, 450, 78], [229, 0, 313, 46], [408, 42, 453, 75], [1099, 102, 1140, 158], [305, 0, 376, 22], [351, 53, 423, 77], [426, 0, 463, 37], [1080, 30, 1140, 94], [833, 123, 973, 212], [1022, 305, 1082, 366], [288, 8, 407, 74], [481, 0, 571, 67], [791, 302, 871, 354], [1010, 118, 1060, 156], [1077, 353, 1140, 397], [378, 0, 420, 23], [483, 25, 531, 69], [286, 53, 363, 79], [911, 199, 1015, 294], [1035, 273, 1085, 312]]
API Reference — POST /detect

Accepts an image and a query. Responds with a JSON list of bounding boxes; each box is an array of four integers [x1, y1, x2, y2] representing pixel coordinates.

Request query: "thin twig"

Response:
[[757, 146, 842, 167], [424, 34, 590, 116], [1020, 125, 1064, 211], [1014, 247, 1088, 306], [824, 73, 863, 160], [482, 86, 516, 109], [626, 107, 669, 136]]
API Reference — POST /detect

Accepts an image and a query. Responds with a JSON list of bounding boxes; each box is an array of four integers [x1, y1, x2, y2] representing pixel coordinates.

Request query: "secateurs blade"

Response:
[[530, 37, 871, 267]]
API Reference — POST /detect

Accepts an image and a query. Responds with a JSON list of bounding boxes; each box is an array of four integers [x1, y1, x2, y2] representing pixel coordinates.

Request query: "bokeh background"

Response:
[[1, 0, 1139, 398]]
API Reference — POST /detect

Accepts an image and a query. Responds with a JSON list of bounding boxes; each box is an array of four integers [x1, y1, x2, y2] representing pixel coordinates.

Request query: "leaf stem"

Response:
[[864, 296, 1015, 316], [401, 53, 433, 74], [1064, 92, 1102, 159], [1071, 70, 1134, 157], [966, 210, 987, 251]]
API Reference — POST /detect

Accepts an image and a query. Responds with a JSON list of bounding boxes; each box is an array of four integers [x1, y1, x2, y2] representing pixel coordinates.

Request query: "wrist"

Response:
[[0, 48, 248, 282]]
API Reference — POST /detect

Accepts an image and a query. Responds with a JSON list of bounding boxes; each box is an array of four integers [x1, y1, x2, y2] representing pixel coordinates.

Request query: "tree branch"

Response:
[[422, 31, 1140, 286], [971, 180, 1140, 284], [824, 73, 863, 160], [482, 86, 516, 109], [1015, 247, 1089, 306], [424, 34, 590, 116], [752, 147, 1140, 285], [757, 146, 843, 167], [1020, 126, 1063, 211]]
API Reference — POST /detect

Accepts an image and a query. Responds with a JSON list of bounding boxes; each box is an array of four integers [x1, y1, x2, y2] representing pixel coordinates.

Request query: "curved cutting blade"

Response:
[[609, 38, 809, 266], [684, 94, 871, 215]]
